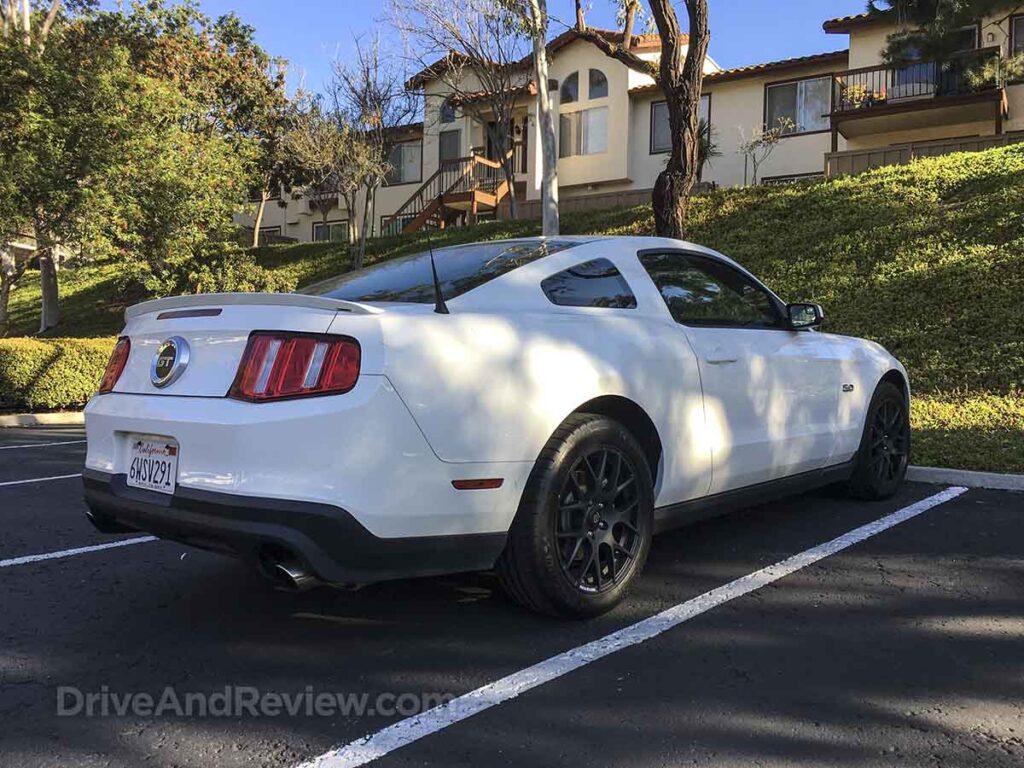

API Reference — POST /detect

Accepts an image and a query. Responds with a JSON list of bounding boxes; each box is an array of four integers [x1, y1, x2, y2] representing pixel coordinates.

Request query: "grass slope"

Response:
[[5, 145, 1024, 471]]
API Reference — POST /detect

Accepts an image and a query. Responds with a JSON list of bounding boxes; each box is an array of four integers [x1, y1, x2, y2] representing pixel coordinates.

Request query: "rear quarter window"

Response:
[[302, 240, 580, 304], [540, 258, 637, 309]]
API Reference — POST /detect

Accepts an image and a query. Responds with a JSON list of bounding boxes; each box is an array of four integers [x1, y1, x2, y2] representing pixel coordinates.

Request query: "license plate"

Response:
[[126, 436, 178, 495]]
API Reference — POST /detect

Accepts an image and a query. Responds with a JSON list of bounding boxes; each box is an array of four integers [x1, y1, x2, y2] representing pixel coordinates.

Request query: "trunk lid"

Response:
[[114, 293, 383, 398]]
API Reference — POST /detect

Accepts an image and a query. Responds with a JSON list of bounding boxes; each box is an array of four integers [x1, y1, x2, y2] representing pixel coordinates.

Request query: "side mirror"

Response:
[[787, 302, 824, 330]]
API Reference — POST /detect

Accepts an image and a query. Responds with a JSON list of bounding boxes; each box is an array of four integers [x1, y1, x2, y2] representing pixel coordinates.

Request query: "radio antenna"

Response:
[[426, 193, 449, 315]]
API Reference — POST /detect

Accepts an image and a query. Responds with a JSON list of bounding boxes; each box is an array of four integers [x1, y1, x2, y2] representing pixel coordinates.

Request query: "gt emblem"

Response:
[[842, 383, 855, 393], [151, 336, 190, 388]]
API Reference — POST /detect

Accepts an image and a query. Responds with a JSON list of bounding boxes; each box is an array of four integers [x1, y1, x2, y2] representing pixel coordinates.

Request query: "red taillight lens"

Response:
[[98, 336, 131, 394], [228, 332, 361, 402]]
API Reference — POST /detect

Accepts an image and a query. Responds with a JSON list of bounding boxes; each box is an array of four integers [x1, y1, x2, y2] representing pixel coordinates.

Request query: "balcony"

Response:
[[830, 47, 1007, 140]]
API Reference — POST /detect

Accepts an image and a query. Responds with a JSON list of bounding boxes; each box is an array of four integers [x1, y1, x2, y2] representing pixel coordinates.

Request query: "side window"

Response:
[[639, 252, 781, 328], [560, 72, 579, 103], [541, 258, 637, 309]]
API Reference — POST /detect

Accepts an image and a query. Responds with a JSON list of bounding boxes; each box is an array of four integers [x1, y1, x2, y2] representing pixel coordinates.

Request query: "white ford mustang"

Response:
[[84, 236, 910, 617]]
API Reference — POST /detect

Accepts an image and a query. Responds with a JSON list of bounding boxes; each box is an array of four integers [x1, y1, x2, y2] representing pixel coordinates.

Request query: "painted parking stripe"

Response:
[[297, 485, 969, 768], [0, 473, 82, 488], [0, 536, 158, 568], [0, 439, 86, 451]]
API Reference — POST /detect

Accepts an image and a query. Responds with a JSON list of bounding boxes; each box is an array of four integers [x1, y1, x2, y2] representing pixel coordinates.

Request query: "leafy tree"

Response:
[[0, 1, 290, 333], [284, 95, 385, 258], [0, 3, 132, 334], [575, 0, 710, 238], [332, 36, 418, 268], [869, 1, 1024, 61]]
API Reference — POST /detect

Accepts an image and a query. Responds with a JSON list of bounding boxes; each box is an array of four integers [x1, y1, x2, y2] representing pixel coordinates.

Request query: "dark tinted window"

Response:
[[639, 252, 782, 328], [541, 258, 636, 308], [303, 240, 579, 304]]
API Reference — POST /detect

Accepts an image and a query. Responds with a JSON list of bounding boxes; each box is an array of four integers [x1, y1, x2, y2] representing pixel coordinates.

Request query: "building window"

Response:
[[439, 98, 456, 124], [387, 140, 422, 185], [541, 258, 636, 308], [559, 107, 608, 157], [313, 220, 349, 243], [948, 24, 979, 52], [439, 129, 461, 167], [588, 69, 608, 99], [1012, 15, 1024, 56], [560, 71, 579, 103], [765, 76, 831, 135], [650, 95, 710, 154], [381, 214, 417, 238]]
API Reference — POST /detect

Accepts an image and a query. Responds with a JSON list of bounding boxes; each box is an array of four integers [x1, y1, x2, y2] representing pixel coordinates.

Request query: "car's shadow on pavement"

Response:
[[3, 484, 1022, 768]]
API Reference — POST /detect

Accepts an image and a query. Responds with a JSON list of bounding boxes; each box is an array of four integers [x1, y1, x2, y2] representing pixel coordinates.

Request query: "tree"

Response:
[[333, 36, 418, 269], [737, 118, 792, 186], [284, 95, 385, 261], [870, 1, 1024, 62], [574, 0, 710, 238], [392, 0, 532, 220], [502, 0, 559, 234], [0, 1, 129, 333], [696, 117, 720, 182]]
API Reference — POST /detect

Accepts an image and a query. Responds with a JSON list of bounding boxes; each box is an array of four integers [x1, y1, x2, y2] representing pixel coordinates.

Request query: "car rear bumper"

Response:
[[82, 468, 508, 584], [83, 377, 532, 540]]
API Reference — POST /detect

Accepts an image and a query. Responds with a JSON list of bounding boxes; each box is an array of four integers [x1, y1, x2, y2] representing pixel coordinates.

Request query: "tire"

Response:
[[847, 380, 910, 500], [497, 413, 655, 619]]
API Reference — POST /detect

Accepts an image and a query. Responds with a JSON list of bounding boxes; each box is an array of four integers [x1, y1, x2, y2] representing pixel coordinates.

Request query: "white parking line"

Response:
[[0, 536, 158, 568], [0, 439, 86, 451], [296, 486, 969, 768], [0, 473, 82, 488]]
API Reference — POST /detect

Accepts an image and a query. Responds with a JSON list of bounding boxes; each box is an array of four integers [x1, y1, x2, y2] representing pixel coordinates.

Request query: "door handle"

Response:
[[705, 347, 739, 365]]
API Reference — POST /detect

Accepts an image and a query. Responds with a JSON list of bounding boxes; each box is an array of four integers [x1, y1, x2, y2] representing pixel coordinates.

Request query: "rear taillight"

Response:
[[98, 336, 131, 394], [228, 332, 360, 402]]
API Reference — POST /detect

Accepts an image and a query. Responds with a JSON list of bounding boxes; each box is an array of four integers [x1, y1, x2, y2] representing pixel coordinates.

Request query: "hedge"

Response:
[[0, 337, 117, 411]]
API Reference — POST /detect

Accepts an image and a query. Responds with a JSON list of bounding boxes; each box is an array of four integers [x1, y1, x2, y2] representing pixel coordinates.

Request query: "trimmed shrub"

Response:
[[0, 337, 117, 411]]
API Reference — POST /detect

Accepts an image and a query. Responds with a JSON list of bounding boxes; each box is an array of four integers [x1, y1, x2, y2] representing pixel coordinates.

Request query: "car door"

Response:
[[638, 250, 839, 494]]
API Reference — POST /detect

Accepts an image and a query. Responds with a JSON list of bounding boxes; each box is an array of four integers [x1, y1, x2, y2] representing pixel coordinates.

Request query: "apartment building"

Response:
[[238, 8, 1024, 243]]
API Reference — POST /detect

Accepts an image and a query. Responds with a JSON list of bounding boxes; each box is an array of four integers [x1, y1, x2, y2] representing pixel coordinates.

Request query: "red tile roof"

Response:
[[823, 11, 893, 34], [409, 28, 684, 89], [628, 49, 849, 95]]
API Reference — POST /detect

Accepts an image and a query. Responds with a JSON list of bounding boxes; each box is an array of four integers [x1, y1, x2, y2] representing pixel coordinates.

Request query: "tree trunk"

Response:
[[33, 214, 60, 334], [251, 189, 269, 248], [0, 279, 11, 337], [38, 250, 59, 334], [354, 185, 374, 272], [0, 244, 26, 337], [528, 0, 559, 236], [648, 0, 710, 239]]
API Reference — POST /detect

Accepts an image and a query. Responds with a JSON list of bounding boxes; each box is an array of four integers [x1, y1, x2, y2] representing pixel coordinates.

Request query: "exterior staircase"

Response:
[[382, 148, 517, 236]]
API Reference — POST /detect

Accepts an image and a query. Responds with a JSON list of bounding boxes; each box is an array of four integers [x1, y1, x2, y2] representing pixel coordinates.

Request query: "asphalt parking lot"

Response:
[[2, 426, 1022, 767]]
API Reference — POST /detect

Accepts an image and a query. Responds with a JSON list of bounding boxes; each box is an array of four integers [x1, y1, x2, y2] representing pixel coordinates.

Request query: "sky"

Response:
[[105, 0, 870, 94]]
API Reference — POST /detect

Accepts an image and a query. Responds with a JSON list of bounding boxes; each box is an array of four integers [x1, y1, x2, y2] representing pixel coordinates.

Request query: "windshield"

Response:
[[301, 240, 581, 304]]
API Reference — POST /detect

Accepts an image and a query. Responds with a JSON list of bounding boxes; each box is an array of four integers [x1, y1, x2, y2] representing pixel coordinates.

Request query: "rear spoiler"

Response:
[[125, 292, 379, 321]]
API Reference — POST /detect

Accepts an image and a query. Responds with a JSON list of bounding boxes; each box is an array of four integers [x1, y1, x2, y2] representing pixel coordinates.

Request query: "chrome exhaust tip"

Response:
[[271, 560, 318, 591]]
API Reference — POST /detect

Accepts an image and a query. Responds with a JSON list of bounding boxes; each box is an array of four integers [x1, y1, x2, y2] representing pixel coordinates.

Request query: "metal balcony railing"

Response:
[[833, 46, 1002, 114]]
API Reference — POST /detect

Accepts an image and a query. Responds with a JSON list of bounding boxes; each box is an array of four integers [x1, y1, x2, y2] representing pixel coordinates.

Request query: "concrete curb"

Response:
[[908, 465, 1024, 492], [0, 412, 85, 428]]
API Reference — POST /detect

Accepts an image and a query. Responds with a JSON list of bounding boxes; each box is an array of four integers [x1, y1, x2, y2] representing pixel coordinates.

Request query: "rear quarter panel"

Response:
[[380, 306, 713, 507]]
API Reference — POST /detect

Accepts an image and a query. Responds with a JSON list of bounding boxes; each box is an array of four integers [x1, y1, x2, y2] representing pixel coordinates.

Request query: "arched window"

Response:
[[439, 97, 456, 124], [588, 69, 608, 99], [560, 72, 579, 103]]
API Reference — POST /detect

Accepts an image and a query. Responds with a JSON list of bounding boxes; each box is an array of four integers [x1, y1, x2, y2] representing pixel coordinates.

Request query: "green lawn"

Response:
[[4, 144, 1023, 471]]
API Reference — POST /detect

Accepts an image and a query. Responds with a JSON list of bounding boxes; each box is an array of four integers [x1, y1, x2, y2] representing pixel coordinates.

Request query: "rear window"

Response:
[[541, 258, 636, 308], [302, 240, 580, 304]]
